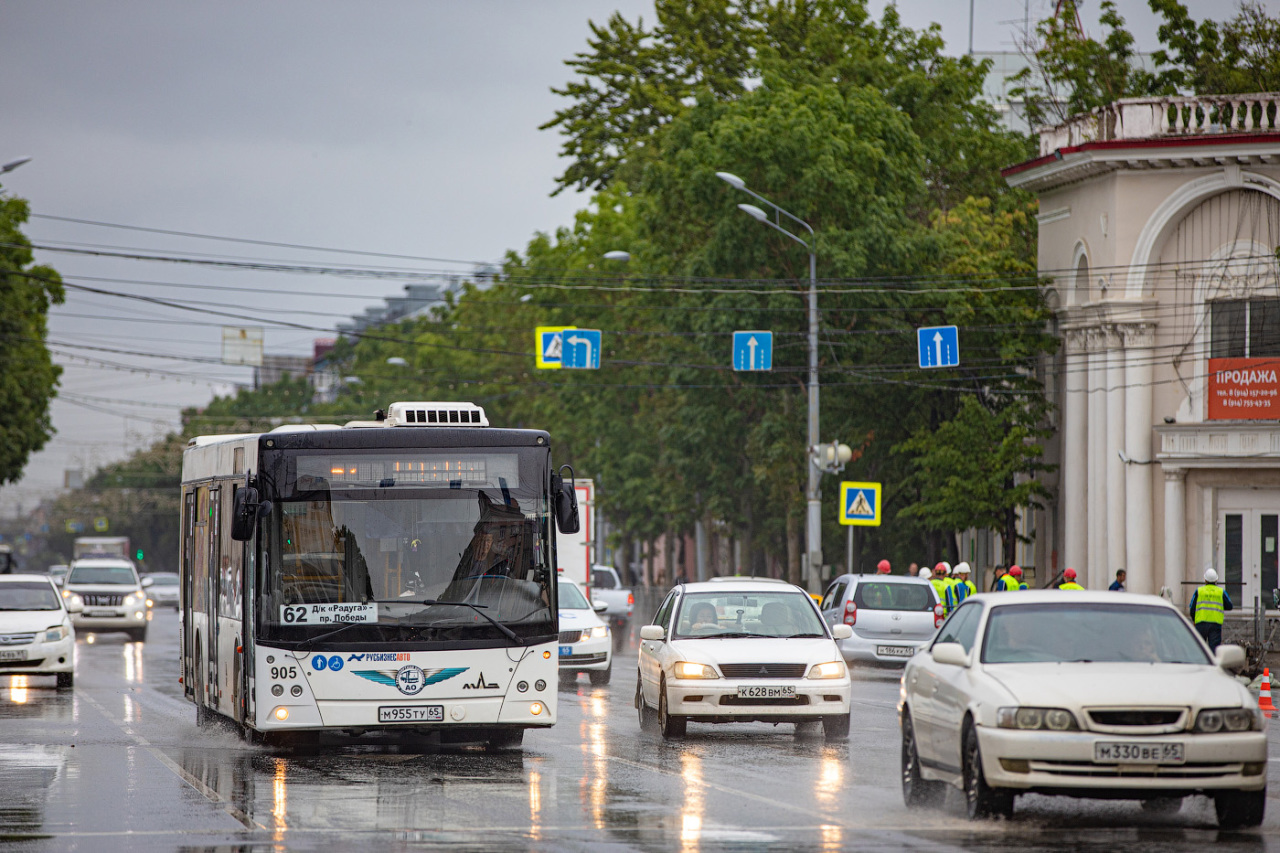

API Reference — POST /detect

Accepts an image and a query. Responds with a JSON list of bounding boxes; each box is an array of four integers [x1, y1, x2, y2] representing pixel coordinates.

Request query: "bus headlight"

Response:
[[273, 707, 290, 721], [530, 702, 544, 716]]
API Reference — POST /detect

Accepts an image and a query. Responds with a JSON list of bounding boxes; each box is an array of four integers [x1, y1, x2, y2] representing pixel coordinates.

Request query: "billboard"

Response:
[[1207, 357, 1280, 420]]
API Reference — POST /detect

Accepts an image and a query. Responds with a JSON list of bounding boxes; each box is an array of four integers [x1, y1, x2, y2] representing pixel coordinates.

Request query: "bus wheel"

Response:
[[487, 728, 525, 751]]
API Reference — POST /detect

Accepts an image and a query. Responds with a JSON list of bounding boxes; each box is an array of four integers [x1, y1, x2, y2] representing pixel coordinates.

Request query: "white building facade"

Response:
[[1005, 94, 1280, 610]]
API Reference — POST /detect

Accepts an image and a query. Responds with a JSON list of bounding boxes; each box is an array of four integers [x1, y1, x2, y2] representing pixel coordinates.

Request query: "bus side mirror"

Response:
[[230, 487, 260, 541], [554, 481, 580, 535]]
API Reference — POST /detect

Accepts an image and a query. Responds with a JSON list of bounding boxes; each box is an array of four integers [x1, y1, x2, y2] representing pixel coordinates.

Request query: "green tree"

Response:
[[0, 187, 64, 486]]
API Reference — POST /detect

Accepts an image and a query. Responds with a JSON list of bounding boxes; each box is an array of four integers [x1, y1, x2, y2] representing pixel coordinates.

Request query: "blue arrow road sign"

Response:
[[839, 482, 881, 527], [562, 329, 602, 369], [732, 331, 773, 371], [917, 325, 959, 369]]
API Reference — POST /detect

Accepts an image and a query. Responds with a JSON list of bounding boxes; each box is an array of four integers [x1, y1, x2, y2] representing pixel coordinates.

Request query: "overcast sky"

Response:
[[0, 0, 1240, 520]]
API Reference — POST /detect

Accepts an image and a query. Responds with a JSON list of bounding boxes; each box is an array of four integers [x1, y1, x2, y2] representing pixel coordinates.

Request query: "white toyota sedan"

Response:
[[900, 591, 1267, 827], [0, 574, 81, 688], [636, 578, 853, 741]]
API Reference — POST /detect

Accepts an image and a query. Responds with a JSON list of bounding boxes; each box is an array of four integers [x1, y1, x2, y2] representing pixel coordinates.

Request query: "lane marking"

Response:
[[77, 690, 264, 830]]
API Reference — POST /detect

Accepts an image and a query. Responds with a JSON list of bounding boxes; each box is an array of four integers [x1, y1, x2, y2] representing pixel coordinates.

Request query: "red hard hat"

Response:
[[1063, 568, 1077, 580], [876, 559, 891, 574], [1009, 565, 1023, 577]]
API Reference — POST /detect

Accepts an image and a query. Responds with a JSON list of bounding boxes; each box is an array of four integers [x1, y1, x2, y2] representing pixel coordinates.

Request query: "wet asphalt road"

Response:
[[4, 613, 1280, 851]]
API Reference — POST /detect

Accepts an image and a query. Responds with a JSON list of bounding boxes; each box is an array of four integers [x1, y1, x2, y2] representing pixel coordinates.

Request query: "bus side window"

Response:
[[192, 486, 209, 614]]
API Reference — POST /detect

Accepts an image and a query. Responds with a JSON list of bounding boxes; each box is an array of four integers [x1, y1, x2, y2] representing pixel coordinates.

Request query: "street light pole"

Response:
[[718, 172, 824, 585]]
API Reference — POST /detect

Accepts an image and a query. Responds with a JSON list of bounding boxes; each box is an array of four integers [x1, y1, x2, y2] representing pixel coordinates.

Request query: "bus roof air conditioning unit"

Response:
[[384, 402, 489, 428]]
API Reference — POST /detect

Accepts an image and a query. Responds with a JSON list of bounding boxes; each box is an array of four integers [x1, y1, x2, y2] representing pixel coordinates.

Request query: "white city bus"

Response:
[[179, 401, 579, 748]]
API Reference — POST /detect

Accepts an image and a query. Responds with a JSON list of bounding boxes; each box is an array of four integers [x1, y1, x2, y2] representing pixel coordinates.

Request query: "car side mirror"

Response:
[[931, 642, 970, 667], [141, 577, 155, 588], [639, 625, 665, 641], [64, 593, 84, 614], [831, 624, 853, 640], [230, 486, 260, 541], [592, 600, 608, 613], [1215, 643, 1246, 670]]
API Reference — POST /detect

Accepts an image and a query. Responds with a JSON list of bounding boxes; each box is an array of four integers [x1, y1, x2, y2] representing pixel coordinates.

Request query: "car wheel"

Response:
[[823, 712, 850, 742], [1140, 796, 1183, 814], [1214, 788, 1266, 829], [962, 722, 1013, 820], [901, 712, 944, 808], [589, 661, 612, 686], [657, 678, 686, 739], [55, 672, 74, 690]]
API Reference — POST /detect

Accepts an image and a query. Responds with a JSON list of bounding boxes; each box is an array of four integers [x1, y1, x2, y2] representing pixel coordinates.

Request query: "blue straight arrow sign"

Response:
[[917, 325, 959, 369], [732, 331, 773, 371]]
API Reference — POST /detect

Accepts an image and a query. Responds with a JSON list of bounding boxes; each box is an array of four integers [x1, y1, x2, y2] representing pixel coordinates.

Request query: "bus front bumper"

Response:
[[257, 694, 556, 730]]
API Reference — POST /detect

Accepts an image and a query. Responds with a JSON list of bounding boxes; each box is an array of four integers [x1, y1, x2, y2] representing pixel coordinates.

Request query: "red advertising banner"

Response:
[[1207, 357, 1280, 420]]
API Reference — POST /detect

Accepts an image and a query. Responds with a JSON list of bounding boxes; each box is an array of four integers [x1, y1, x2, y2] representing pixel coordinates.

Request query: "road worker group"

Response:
[[881, 557, 1234, 652]]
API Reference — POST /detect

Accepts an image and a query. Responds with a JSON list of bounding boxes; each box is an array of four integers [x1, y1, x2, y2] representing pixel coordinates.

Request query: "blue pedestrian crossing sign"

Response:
[[917, 325, 959, 369], [562, 329, 602, 369], [535, 325, 575, 370], [732, 331, 773, 371], [839, 482, 881, 527]]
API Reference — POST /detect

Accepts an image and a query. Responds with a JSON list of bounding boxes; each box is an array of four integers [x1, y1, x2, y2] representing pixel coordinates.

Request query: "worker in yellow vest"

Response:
[[930, 562, 952, 610], [948, 562, 977, 609], [997, 565, 1022, 591], [1189, 567, 1233, 652], [1059, 567, 1085, 590]]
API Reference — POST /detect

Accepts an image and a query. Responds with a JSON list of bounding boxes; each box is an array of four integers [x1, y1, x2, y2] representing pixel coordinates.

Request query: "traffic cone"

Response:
[[1259, 668, 1276, 713]]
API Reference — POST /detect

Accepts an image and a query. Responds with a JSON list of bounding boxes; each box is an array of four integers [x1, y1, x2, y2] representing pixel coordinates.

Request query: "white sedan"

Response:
[[0, 574, 81, 689], [900, 591, 1267, 827], [558, 577, 612, 685], [636, 578, 853, 741]]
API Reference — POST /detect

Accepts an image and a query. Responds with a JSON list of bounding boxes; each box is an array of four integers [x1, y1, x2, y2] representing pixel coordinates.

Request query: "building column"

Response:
[[1163, 468, 1186, 606], [1086, 330, 1109, 589], [1122, 323, 1155, 594], [1105, 327, 1127, 581], [1062, 330, 1088, 574]]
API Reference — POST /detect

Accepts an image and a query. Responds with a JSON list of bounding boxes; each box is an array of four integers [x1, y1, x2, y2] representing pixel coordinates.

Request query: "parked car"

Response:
[[47, 565, 69, 586], [590, 564, 634, 650], [63, 558, 148, 642], [0, 574, 80, 688], [900, 591, 1267, 827], [141, 572, 180, 610], [558, 577, 612, 685], [636, 577, 853, 741], [819, 573, 943, 666]]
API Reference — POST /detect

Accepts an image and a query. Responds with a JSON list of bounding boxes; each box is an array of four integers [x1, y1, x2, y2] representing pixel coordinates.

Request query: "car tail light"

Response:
[[627, 592, 634, 607], [933, 604, 944, 629], [843, 600, 856, 626]]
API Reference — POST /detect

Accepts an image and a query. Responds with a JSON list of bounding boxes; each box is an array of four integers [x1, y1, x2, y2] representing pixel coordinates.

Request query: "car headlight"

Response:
[[996, 706, 1079, 731], [125, 591, 146, 606], [588, 625, 609, 639], [44, 625, 67, 642], [673, 661, 719, 679], [1195, 707, 1260, 733], [808, 661, 847, 679]]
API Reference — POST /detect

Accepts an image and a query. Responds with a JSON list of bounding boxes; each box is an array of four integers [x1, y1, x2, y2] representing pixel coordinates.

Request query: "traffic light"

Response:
[[135, 549, 144, 561]]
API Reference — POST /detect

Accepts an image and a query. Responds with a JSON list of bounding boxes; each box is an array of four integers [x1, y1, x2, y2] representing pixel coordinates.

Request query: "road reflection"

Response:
[[0, 743, 66, 839], [680, 751, 704, 853]]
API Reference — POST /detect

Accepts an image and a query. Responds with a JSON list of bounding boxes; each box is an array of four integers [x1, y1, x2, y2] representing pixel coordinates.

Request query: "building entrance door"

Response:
[[1218, 491, 1280, 613]]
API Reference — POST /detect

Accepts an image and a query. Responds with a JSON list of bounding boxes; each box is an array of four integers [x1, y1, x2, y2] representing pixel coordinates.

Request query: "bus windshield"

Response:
[[257, 448, 555, 646]]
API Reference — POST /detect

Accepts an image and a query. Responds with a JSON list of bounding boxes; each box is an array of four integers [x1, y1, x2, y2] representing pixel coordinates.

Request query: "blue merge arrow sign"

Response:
[[562, 329, 602, 369], [732, 331, 773, 371], [917, 325, 959, 369]]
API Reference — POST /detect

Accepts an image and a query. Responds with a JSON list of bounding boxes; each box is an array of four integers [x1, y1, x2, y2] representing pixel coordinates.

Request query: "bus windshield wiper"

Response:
[[296, 619, 371, 652], [409, 600, 522, 644]]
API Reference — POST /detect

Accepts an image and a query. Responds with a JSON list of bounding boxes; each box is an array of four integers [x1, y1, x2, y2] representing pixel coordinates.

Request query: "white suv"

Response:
[[64, 559, 149, 642]]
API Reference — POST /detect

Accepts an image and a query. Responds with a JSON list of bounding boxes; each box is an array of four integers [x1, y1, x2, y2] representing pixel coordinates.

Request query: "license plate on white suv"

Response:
[[378, 705, 444, 723], [737, 685, 795, 699], [1094, 741, 1185, 764]]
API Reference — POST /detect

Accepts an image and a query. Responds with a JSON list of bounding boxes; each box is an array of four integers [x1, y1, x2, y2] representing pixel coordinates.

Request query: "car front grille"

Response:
[[1028, 759, 1239, 779], [80, 594, 125, 607], [0, 633, 37, 646], [559, 653, 607, 665], [558, 631, 583, 644], [1087, 709, 1184, 727], [718, 663, 807, 679], [719, 695, 810, 707], [0, 659, 42, 669]]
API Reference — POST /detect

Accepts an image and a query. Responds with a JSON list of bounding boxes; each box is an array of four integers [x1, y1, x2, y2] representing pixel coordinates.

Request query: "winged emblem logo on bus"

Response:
[[353, 666, 468, 695]]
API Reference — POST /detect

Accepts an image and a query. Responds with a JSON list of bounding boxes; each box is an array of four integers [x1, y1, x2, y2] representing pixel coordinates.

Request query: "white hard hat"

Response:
[[1204, 567, 1219, 584], [954, 562, 971, 575], [918, 567, 932, 579]]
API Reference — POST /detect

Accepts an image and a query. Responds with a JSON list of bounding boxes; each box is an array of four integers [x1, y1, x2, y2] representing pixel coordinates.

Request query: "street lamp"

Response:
[[717, 170, 827, 586], [603, 251, 631, 261], [1, 156, 32, 175]]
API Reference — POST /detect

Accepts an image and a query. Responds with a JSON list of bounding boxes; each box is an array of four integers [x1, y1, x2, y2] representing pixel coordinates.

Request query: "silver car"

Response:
[[819, 574, 942, 665]]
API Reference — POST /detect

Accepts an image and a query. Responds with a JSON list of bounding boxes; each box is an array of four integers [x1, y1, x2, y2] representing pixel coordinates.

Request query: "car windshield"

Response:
[[981, 603, 1212, 665], [146, 573, 179, 584], [559, 582, 590, 610], [0, 582, 61, 611], [853, 581, 933, 611], [67, 565, 137, 585], [673, 591, 827, 639]]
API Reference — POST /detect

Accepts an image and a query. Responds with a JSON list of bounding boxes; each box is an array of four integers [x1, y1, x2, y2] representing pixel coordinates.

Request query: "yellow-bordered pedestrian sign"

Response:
[[839, 482, 881, 526], [535, 326, 576, 370]]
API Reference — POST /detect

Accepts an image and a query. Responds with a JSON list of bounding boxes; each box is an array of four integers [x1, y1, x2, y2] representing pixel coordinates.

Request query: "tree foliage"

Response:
[[0, 187, 64, 487]]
